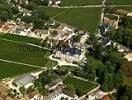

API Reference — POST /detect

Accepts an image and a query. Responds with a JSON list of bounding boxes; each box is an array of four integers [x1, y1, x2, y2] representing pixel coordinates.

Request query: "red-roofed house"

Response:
[[101, 95, 111, 100], [2, 23, 11, 32]]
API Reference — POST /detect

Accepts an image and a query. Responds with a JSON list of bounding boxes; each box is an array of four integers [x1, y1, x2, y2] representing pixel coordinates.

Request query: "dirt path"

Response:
[[0, 58, 46, 69]]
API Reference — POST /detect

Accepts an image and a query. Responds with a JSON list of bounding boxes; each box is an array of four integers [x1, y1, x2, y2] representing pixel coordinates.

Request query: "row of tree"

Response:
[[84, 33, 124, 91], [107, 16, 132, 49], [0, 0, 19, 21], [21, 9, 49, 30], [86, 29, 132, 99]]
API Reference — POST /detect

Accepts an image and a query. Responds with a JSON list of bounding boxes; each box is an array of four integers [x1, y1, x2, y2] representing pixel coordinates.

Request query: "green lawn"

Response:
[[0, 33, 42, 45], [63, 76, 97, 96], [0, 39, 57, 67], [0, 61, 39, 79], [59, 65, 80, 72], [61, 0, 102, 6], [38, 6, 101, 33], [107, 0, 132, 5]]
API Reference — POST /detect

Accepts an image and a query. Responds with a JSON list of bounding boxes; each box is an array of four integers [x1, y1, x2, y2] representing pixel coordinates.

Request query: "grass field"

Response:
[[0, 61, 39, 79], [38, 6, 101, 33], [0, 38, 57, 67], [107, 0, 132, 5], [63, 76, 97, 96], [61, 0, 102, 6]]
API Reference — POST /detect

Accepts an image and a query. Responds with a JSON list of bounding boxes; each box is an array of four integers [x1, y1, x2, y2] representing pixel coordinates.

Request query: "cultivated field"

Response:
[[0, 39, 48, 66], [61, 0, 102, 6], [0, 33, 42, 45], [0, 61, 39, 79], [0, 34, 58, 79], [38, 6, 101, 33], [107, 0, 132, 5], [0, 35, 57, 67], [63, 76, 97, 96]]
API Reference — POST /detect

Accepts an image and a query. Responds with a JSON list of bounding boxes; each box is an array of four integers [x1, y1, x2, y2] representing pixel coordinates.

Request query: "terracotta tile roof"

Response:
[[28, 91, 38, 99], [101, 95, 111, 100], [2, 24, 10, 30]]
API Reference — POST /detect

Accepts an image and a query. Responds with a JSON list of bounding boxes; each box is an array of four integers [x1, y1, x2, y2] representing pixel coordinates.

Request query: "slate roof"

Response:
[[14, 74, 36, 86], [59, 47, 81, 56], [101, 37, 111, 46]]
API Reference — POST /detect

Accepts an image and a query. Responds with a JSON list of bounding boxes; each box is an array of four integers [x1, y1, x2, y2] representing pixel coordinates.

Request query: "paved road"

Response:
[[57, 5, 103, 8], [110, 5, 132, 7], [54, 5, 132, 9], [49, 54, 80, 68], [100, 0, 106, 25]]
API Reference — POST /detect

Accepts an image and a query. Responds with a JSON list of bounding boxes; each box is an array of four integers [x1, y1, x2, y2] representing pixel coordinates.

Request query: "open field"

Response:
[[61, 0, 102, 6], [63, 76, 97, 96], [107, 0, 132, 5], [38, 6, 101, 33], [0, 38, 57, 67], [0, 61, 39, 79]]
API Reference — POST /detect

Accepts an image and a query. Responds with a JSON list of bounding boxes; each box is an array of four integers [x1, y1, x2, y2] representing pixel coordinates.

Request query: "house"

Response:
[[95, 90, 107, 99], [99, 37, 112, 47], [124, 53, 132, 61], [87, 94, 96, 100], [0, 22, 5, 28], [44, 86, 78, 100], [28, 91, 38, 100], [127, 12, 132, 17], [54, 47, 82, 63], [13, 74, 36, 89], [60, 47, 81, 56], [32, 29, 48, 39], [49, 0, 61, 6], [13, 0, 28, 5], [45, 79, 63, 91], [44, 78, 78, 100]]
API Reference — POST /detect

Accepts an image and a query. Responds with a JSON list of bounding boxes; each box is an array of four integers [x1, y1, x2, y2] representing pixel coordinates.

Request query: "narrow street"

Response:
[[100, 0, 106, 25]]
